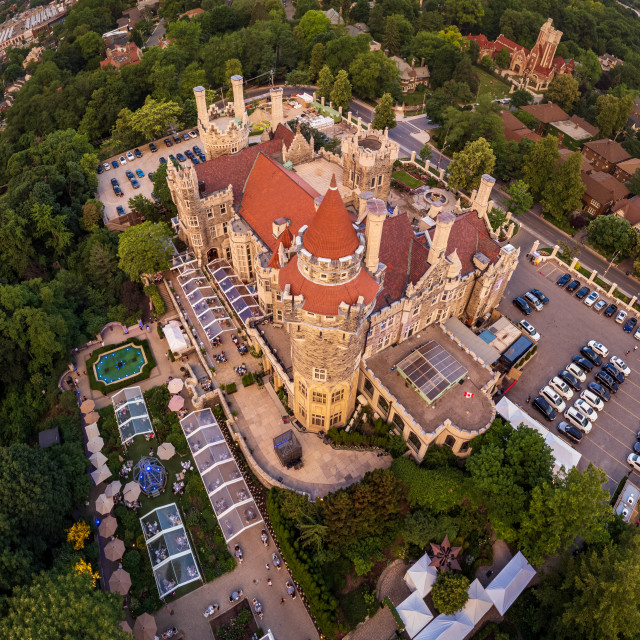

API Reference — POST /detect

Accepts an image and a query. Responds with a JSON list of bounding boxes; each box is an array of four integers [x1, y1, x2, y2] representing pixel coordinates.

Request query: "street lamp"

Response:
[[603, 250, 621, 277]]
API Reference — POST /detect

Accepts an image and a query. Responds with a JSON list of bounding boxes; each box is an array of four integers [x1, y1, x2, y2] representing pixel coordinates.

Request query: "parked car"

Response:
[[529, 289, 549, 305], [616, 309, 628, 324], [532, 396, 557, 422], [628, 453, 640, 472], [513, 296, 532, 315], [134, 148, 143, 158], [192, 157, 201, 164], [119, 155, 127, 165], [559, 369, 582, 391], [571, 356, 593, 373], [523, 291, 543, 311], [176, 153, 186, 162], [189, 130, 198, 138], [110, 177, 119, 187], [584, 291, 599, 307], [148, 172, 154, 181], [125, 169, 134, 180], [610, 356, 631, 376], [587, 381, 610, 402], [557, 421, 583, 443], [624, 317, 638, 333], [173, 134, 181, 144], [575, 286, 590, 300], [116, 205, 125, 216], [126, 151, 135, 162], [540, 386, 566, 412], [602, 363, 624, 384], [169, 154, 177, 163], [193, 145, 202, 155], [185, 150, 194, 159], [111, 160, 119, 168], [564, 406, 592, 433], [519, 320, 540, 341], [159, 157, 167, 164], [566, 362, 587, 382], [557, 273, 571, 287], [580, 389, 604, 412], [182, 132, 190, 141], [635, 327, 640, 341], [113, 185, 122, 197], [103, 162, 111, 171], [604, 303, 618, 318], [136, 168, 144, 178], [149, 143, 158, 152], [131, 178, 140, 189], [594, 370, 618, 393], [580, 346, 602, 366], [566, 280, 580, 293], [593, 299, 607, 312], [198, 153, 206, 163], [164, 138, 173, 147], [550, 376, 574, 400], [97, 164, 104, 174], [574, 398, 598, 422], [587, 341, 609, 357]]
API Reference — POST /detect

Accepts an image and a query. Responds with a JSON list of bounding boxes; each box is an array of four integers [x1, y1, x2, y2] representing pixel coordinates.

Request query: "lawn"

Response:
[[473, 65, 511, 101], [392, 170, 424, 189]]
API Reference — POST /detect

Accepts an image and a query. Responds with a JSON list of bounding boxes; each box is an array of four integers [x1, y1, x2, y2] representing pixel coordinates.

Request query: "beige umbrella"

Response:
[[123, 481, 141, 502], [95, 493, 114, 515], [105, 480, 122, 498], [91, 465, 112, 485], [85, 423, 100, 440], [167, 378, 184, 394], [133, 613, 156, 640], [157, 442, 176, 460], [89, 451, 107, 468], [85, 411, 100, 424], [80, 399, 95, 413], [87, 436, 104, 453], [104, 537, 125, 561], [120, 620, 133, 634], [99, 515, 118, 538], [109, 568, 131, 596]]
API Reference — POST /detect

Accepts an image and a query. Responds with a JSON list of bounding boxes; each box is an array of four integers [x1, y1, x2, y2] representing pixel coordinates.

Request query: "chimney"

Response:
[[473, 174, 496, 219], [428, 211, 455, 265], [193, 85, 208, 129], [358, 190, 374, 221], [421, 57, 425, 67], [364, 198, 387, 273], [270, 87, 284, 131], [230, 75, 245, 119]]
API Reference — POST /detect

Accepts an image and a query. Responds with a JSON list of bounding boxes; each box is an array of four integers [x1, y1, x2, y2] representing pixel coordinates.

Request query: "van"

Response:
[[540, 386, 566, 412], [524, 291, 543, 311], [564, 406, 592, 433], [550, 376, 573, 400]]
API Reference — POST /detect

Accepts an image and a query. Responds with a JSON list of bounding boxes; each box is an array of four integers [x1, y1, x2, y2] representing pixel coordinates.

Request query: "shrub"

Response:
[[225, 382, 237, 394], [431, 572, 470, 615], [241, 372, 255, 387], [157, 323, 164, 338], [144, 283, 166, 317]]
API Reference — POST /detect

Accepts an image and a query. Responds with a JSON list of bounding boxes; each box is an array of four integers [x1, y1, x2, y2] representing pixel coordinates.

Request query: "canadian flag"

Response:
[[463, 392, 474, 399]]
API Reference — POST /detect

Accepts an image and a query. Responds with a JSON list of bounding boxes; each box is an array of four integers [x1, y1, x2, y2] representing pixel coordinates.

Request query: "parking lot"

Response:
[[97, 128, 203, 223], [498, 257, 640, 495]]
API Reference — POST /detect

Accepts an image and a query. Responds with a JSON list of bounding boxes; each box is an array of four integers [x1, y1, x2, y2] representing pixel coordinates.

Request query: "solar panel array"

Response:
[[397, 341, 467, 404], [208, 258, 262, 325]]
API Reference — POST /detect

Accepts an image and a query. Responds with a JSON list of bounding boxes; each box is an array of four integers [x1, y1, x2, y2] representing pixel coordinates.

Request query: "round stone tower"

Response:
[[278, 176, 382, 431]]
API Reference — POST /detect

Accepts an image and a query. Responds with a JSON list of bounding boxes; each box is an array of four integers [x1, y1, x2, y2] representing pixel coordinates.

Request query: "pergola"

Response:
[[273, 430, 302, 467], [112, 386, 154, 444], [133, 456, 167, 497]]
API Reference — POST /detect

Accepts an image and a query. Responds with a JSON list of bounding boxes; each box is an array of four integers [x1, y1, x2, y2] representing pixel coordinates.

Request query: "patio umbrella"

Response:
[[157, 442, 175, 460], [134, 613, 157, 640], [85, 423, 100, 440], [123, 481, 141, 502], [109, 568, 131, 596], [87, 436, 104, 453], [95, 493, 114, 515], [91, 465, 112, 485], [167, 378, 184, 394], [168, 395, 184, 412], [104, 537, 125, 561], [89, 451, 107, 468], [105, 480, 122, 498], [98, 515, 118, 538], [120, 621, 133, 634], [85, 411, 100, 424], [80, 399, 95, 413]]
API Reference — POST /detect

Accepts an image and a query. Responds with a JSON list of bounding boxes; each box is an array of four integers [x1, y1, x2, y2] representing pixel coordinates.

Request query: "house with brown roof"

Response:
[[612, 196, 640, 229], [582, 139, 632, 174], [499, 111, 542, 143], [520, 102, 569, 135], [100, 42, 142, 69], [581, 171, 630, 216], [548, 114, 599, 147], [391, 56, 430, 93], [613, 158, 640, 184]]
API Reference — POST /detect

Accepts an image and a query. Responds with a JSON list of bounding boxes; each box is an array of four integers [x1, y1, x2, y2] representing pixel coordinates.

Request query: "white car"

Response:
[[103, 162, 111, 171], [616, 310, 628, 324], [564, 406, 592, 433], [588, 341, 609, 358], [628, 453, 640, 472], [540, 386, 566, 412], [610, 356, 631, 376], [574, 398, 598, 422], [593, 299, 607, 312], [566, 362, 587, 382], [524, 291, 543, 311], [126, 151, 135, 162], [634, 328, 640, 341], [584, 291, 599, 307], [119, 155, 127, 165], [550, 376, 574, 400], [580, 389, 604, 412], [519, 320, 540, 341], [189, 130, 198, 138]]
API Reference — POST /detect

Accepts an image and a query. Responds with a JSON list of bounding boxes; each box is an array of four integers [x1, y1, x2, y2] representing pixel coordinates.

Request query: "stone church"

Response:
[[167, 80, 519, 458]]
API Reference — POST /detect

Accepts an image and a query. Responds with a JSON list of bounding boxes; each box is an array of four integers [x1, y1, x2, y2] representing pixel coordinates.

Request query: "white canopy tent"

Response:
[[413, 611, 474, 640], [463, 579, 494, 625], [163, 323, 189, 354], [486, 551, 536, 615], [495, 397, 581, 473], [405, 553, 438, 597], [396, 591, 434, 638]]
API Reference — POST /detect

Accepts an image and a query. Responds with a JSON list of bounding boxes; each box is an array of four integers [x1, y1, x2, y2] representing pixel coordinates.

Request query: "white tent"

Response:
[[495, 396, 581, 473], [486, 551, 536, 615], [463, 579, 494, 625], [396, 591, 434, 638], [413, 611, 474, 640], [405, 553, 438, 597], [163, 324, 189, 354]]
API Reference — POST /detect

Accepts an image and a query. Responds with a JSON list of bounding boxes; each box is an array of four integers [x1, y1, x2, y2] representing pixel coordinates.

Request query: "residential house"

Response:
[[581, 170, 630, 215], [117, 6, 143, 29], [613, 158, 640, 184], [391, 56, 430, 93], [100, 42, 143, 69], [520, 103, 569, 135], [323, 8, 343, 25], [612, 196, 640, 230], [548, 114, 598, 147], [599, 53, 623, 72], [582, 138, 631, 174], [499, 110, 541, 143]]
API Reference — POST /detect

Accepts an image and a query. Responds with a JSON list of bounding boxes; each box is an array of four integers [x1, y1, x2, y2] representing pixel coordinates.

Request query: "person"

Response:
[[635, 346, 638, 352], [526, 395, 531, 404], [265, 563, 270, 570], [280, 598, 286, 606]]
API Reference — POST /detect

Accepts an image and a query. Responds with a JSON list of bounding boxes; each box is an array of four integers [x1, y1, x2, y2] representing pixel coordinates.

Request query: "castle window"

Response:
[[207, 209, 214, 219], [298, 380, 307, 397], [191, 233, 203, 246], [222, 222, 228, 234], [355, 174, 360, 187], [330, 412, 342, 427], [220, 204, 226, 214], [188, 216, 199, 227], [392, 413, 404, 430], [378, 395, 389, 416], [350, 170, 355, 183], [298, 404, 306, 418], [460, 441, 470, 453], [313, 368, 327, 382], [312, 391, 326, 404], [407, 432, 421, 452], [412, 306, 420, 316], [276, 310, 283, 321], [331, 389, 344, 403], [444, 435, 456, 448], [377, 175, 383, 186], [370, 177, 376, 188], [312, 414, 325, 427], [264, 281, 271, 292], [225, 248, 232, 260], [276, 293, 282, 302], [363, 378, 374, 397]]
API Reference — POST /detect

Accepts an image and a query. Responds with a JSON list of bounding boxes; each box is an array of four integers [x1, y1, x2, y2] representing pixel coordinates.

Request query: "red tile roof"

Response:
[[194, 125, 295, 202], [496, 34, 528, 54], [279, 255, 379, 315], [522, 103, 569, 123], [583, 138, 632, 164], [302, 175, 360, 259], [239, 153, 319, 252]]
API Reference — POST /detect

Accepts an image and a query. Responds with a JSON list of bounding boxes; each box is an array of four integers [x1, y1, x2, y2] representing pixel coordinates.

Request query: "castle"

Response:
[[167, 80, 519, 459], [468, 19, 574, 92]]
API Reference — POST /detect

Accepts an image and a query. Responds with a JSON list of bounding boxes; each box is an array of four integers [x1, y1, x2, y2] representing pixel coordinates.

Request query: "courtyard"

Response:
[[93, 343, 147, 384], [497, 257, 640, 494]]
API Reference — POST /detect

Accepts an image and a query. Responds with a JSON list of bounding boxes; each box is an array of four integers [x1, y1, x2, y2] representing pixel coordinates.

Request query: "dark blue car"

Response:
[[111, 160, 119, 168]]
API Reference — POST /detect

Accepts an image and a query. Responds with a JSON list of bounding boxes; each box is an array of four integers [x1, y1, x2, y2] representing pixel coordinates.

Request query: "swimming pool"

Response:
[[93, 344, 147, 385]]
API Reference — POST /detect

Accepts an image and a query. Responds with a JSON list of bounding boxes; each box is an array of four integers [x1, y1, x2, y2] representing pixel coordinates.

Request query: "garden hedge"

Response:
[[144, 283, 166, 317]]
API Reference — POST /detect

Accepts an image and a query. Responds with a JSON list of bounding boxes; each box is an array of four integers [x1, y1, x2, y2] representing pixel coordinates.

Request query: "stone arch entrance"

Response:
[[207, 247, 219, 263]]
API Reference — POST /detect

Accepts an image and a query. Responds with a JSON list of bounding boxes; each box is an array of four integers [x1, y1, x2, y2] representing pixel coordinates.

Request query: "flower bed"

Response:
[[391, 170, 424, 190]]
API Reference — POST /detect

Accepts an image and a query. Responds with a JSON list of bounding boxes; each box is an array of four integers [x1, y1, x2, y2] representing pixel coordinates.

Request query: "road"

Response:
[[146, 19, 165, 47]]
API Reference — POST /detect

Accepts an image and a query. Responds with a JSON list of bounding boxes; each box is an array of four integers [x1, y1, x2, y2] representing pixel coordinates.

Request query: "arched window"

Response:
[[444, 435, 456, 448], [407, 432, 421, 452]]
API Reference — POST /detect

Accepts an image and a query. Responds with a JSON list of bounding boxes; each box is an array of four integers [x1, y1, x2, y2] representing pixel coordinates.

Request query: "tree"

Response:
[[165, 19, 202, 56], [419, 143, 432, 163], [510, 88, 534, 108], [128, 194, 162, 223], [541, 151, 584, 222], [506, 180, 533, 215], [372, 93, 397, 130], [431, 572, 470, 615], [447, 137, 495, 194], [383, 16, 401, 56], [308, 42, 324, 82], [452, 56, 479, 96], [444, 0, 484, 29], [117, 221, 174, 282], [349, 50, 401, 100], [626, 168, 640, 196], [286, 69, 309, 86], [495, 48, 511, 69], [330, 69, 352, 111], [82, 199, 104, 231], [225, 58, 243, 82], [317, 65, 334, 100], [523, 135, 559, 201], [402, 510, 458, 548], [295, 0, 320, 19], [298, 10, 331, 42], [120, 97, 184, 143], [519, 465, 612, 566], [596, 94, 635, 140], [0, 568, 128, 640], [152, 164, 177, 216], [577, 50, 602, 90], [544, 75, 580, 112], [587, 215, 637, 259], [351, 0, 370, 23]]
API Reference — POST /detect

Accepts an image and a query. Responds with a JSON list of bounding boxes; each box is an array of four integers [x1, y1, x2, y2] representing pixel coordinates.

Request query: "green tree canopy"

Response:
[[117, 221, 174, 282], [349, 50, 400, 100], [372, 93, 397, 130], [317, 65, 334, 100], [544, 75, 580, 112], [506, 180, 533, 215], [510, 89, 534, 108], [82, 199, 104, 231], [541, 151, 584, 222], [523, 135, 559, 201], [330, 69, 352, 110], [596, 94, 635, 140], [431, 572, 470, 615], [447, 137, 496, 193], [443, 0, 484, 30], [587, 214, 637, 259], [298, 10, 331, 42], [495, 48, 511, 69], [308, 42, 324, 82], [626, 168, 640, 196], [383, 15, 401, 56]]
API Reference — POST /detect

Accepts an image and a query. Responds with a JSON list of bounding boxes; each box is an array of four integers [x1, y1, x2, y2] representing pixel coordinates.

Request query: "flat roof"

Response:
[[550, 119, 594, 141], [444, 317, 501, 365]]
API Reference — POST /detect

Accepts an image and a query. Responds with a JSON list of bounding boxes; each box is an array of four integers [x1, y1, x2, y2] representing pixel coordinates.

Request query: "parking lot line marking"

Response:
[[599, 409, 637, 438], [603, 395, 640, 419], [620, 378, 640, 392], [590, 416, 635, 448], [615, 387, 640, 409], [584, 438, 632, 477]]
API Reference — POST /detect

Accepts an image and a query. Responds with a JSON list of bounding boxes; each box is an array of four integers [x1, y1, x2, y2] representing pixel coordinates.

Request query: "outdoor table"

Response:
[[231, 591, 241, 601]]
